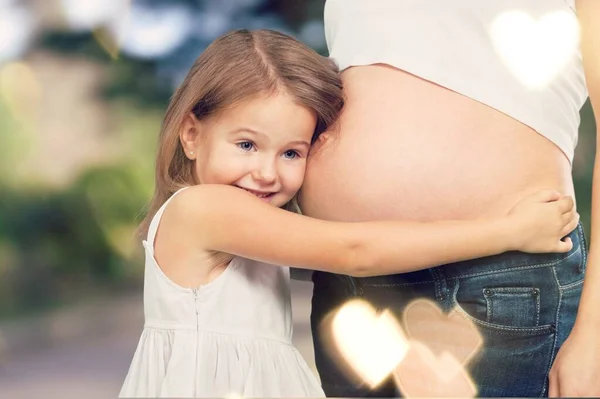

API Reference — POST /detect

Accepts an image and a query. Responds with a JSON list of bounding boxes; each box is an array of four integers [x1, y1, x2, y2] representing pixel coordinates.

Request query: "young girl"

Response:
[[119, 29, 578, 398]]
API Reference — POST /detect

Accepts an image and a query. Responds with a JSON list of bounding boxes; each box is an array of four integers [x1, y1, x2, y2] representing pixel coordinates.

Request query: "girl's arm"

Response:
[[174, 184, 576, 277]]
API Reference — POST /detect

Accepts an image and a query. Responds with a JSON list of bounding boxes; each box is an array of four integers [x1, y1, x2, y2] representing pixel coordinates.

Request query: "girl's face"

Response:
[[180, 92, 316, 208]]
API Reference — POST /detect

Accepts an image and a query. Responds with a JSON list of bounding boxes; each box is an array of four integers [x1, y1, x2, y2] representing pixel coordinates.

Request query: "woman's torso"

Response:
[[299, 0, 587, 222], [300, 66, 576, 222]]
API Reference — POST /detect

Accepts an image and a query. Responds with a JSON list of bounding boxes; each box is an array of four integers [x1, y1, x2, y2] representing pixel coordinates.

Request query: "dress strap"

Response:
[[145, 187, 190, 254]]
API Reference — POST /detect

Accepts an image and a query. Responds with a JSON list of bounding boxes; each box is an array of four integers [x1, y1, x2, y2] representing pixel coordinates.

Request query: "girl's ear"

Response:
[[179, 112, 201, 160]]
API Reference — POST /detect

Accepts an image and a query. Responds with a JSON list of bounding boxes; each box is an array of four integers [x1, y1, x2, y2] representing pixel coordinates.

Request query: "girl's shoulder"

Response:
[[150, 185, 233, 288], [164, 184, 262, 238], [166, 184, 245, 218]]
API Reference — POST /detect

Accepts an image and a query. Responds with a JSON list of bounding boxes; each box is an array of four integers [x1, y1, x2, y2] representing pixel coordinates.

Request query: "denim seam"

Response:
[[451, 281, 555, 334], [360, 280, 434, 287], [484, 289, 493, 322], [578, 223, 587, 273], [438, 269, 449, 300], [535, 291, 541, 326], [346, 276, 363, 297], [551, 228, 585, 291], [449, 249, 579, 279], [559, 278, 584, 291], [431, 268, 444, 301], [487, 287, 535, 293], [542, 267, 564, 396]]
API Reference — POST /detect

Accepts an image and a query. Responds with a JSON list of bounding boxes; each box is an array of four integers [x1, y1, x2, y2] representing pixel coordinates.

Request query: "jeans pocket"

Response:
[[484, 286, 541, 327], [553, 227, 586, 288], [452, 279, 555, 335]]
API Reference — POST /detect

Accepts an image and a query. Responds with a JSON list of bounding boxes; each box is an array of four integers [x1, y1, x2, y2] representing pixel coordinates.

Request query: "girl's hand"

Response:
[[506, 190, 579, 253]]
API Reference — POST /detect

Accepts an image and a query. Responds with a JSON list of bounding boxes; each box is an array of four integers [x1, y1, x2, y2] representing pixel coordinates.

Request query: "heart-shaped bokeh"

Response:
[[394, 341, 477, 398], [403, 299, 482, 365], [327, 298, 483, 395], [329, 299, 411, 388], [490, 10, 579, 89]]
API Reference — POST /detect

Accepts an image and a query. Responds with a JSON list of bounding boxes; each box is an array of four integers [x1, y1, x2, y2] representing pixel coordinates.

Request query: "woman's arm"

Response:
[[175, 184, 575, 277], [548, 1, 600, 396], [574, 0, 600, 338]]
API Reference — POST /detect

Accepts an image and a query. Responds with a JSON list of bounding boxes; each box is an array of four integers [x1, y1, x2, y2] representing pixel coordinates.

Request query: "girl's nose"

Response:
[[252, 160, 277, 184]]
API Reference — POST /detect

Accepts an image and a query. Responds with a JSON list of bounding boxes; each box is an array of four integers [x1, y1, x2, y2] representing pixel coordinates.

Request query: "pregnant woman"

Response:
[[300, 0, 600, 397]]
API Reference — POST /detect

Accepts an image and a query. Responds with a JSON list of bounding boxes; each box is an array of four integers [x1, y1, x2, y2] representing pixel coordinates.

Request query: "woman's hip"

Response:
[[310, 224, 586, 396]]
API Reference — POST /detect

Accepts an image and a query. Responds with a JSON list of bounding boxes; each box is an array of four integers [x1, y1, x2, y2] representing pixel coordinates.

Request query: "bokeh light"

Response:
[[0, 1, 36, 63], [330, 299, 410, 388], [60, 0, 130, 32], [490, 10, 580, 89], [108, 2, 194, 59], [0, 62, 42, 128]]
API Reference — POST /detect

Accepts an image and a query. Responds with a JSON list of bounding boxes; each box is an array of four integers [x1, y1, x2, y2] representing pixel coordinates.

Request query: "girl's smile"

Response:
[[180, 92, 316, 208], [235, 186, 278, 202]]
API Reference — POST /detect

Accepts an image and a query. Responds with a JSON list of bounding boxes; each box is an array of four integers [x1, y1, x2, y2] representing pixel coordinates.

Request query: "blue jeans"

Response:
[[311, 223, 587, 397]]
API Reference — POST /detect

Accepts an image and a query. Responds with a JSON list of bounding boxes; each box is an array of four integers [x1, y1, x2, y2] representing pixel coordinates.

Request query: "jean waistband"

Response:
[[314, 222, 585, 286]]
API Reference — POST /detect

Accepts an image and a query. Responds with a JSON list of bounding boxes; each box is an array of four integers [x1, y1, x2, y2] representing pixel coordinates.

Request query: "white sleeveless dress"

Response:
[[119, 188, 325, 398]]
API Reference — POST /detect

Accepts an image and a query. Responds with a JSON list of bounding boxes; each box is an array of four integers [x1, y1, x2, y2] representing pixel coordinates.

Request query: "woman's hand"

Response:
[[505, 190, 578, 253], [549, 323, 600, 397], [550, 2, 600, 396]]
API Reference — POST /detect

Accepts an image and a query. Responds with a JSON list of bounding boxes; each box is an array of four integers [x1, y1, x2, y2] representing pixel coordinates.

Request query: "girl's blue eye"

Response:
[[283, 150, 299, 159], [238, 142, 254, 151]]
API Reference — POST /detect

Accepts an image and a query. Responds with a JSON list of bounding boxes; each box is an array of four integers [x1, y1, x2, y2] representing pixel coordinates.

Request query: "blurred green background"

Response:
[[0, 0, 596, 321], [0, 0, 332, 320], [0, 2, 596, 397]]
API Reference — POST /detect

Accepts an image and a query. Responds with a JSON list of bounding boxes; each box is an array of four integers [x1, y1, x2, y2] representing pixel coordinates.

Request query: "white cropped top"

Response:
[[324, 0, 588, 163]]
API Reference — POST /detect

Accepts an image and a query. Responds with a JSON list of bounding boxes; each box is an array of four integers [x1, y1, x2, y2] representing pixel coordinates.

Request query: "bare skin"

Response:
[[300, 65, 574, 223], [300, 6, 600, 394]]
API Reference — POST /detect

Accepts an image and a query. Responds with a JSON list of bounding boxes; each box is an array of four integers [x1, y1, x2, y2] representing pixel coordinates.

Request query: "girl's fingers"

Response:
[[556, 237, 573, 253], [557, 196, 574, 213], [562, 210, 576, 224], [531, 190, 562, 203], [562, 213, 580, 236]]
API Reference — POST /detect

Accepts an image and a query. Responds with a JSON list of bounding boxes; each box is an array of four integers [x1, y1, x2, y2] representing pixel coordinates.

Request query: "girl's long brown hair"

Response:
[[138, 29, 344, 238]]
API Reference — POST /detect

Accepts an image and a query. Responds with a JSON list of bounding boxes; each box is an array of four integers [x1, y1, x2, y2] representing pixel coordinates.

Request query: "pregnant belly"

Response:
[[299, 65, 574, 222]]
